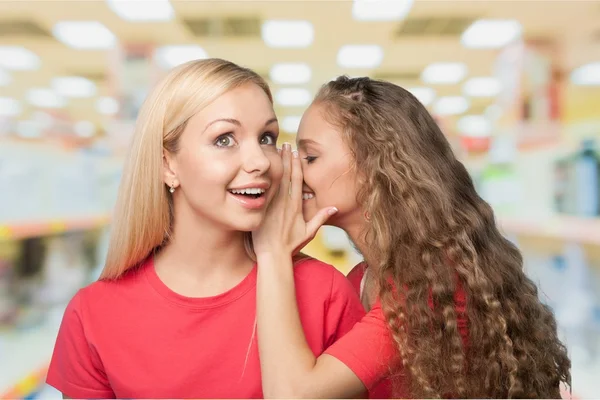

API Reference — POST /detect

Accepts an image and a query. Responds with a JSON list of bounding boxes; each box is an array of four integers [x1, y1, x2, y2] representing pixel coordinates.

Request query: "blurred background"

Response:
[[0, 0, 599, 398]]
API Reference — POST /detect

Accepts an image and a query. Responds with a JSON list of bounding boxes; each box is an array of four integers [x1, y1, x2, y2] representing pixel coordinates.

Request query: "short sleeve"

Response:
[[46, 291, 115, 398], [324, 269, 366, 347], [324, 300, 400, 390]]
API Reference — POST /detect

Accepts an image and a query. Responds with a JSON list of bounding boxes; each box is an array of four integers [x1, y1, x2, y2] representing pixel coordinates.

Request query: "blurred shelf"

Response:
[[0, 311, 62, 398], [499, 215, 600, 246], [0, 215, 110, 241], [0, 365, 48, 399]]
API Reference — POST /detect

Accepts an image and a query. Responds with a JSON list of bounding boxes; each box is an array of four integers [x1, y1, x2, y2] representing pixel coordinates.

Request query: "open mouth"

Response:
[[302, 192, 315, 200], [228, 188, 266, 199]]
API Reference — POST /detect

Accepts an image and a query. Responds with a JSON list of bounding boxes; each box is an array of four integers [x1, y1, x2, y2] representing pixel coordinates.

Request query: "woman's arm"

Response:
[[257, 250, 366, 398], [46, 293, 115, 398], [253, 144, 386, 398]]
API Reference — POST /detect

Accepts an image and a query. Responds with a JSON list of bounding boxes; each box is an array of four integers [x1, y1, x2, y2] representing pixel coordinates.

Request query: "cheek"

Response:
[[317, 165, 358, 207], [178, 150, 236, 188], [317, 172, 341, 200], [267, 152, 283, 181]]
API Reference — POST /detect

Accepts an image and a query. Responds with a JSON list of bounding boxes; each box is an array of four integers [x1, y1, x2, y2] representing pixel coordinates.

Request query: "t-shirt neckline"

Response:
[[143, 256, 257, 310]]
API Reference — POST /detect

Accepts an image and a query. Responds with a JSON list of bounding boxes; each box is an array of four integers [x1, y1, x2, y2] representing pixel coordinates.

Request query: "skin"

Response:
[[253, 134, 367, 398], [155, 83, 283, 299], [62, 84, 283, 400], [297, 103, 368, 257]]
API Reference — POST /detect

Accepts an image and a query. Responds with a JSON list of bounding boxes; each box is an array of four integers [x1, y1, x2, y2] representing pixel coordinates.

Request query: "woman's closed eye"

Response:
[[303, 155, 317, 164]]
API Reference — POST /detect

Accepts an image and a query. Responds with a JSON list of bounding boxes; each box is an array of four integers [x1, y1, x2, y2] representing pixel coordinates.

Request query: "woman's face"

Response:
[[296, 103, 362, 228], [164, 83, 283, 233]]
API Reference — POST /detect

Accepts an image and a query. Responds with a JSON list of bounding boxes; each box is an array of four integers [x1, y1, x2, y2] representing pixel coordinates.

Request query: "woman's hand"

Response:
[[252, 142, 337, 258], [253, 144, 366, 399]]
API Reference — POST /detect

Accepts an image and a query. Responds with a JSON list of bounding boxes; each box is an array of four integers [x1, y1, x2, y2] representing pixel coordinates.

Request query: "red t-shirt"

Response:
[[46, 256, 365, 399], [331, 263, 469, 398], [345, 262, 367, 298], [345, 263, 393, 399]]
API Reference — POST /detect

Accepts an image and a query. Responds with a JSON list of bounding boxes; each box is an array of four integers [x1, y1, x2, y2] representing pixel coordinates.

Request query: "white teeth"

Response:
[[302, 193, 314, 200], [230, 188, 266, 195]]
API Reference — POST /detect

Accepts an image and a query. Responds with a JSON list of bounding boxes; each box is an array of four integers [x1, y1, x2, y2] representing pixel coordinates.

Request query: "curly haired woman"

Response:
[[252, 76, 571, 399]]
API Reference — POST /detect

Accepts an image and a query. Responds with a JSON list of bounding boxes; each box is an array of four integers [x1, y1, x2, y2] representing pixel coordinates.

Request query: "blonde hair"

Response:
[[101, 58, 271, 280]]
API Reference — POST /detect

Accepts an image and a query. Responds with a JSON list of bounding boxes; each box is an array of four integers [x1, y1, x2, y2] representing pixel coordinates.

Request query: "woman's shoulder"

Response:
[[346, 262, 367, 293], [75, 258, 151, 304], [291, 254, 359, 297], [292, 253, 338, 277]]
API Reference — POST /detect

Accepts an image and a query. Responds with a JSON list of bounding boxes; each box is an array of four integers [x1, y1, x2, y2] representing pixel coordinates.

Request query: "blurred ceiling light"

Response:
[[570, 62, 600, 86], [461, 19, 522, 49], [261, 20, 314, 48], [485, 104, 503, 121], [0, 68, 11, 85], [0, 97, 22, 116], [106, 0, 174, 22], [53, 21, 117, 50], [96, 97, 120, 115], [275, 88, 311, 107], [352, 0, 414, 21], [32, 111, 55, 129], [457, 115, 492, 137], [407, 87, 436, 106], [51, 76, 97, 98], [0, 46, 40, 70], [26, 88, 66, 109], [74, 120, 96, 137], [433, 96, 470, 116], [421, 62, 468, 84], [155, 45, 208, 69], [16, 120, 43, 138], [463, 77, 501, 97], [281, 116, 302, 134], [337, 45, 384, 68], [270, 63, 312, 85]]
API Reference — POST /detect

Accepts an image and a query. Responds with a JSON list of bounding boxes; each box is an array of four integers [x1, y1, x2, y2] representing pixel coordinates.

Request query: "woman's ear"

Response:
[[163, 150, 179, 189]]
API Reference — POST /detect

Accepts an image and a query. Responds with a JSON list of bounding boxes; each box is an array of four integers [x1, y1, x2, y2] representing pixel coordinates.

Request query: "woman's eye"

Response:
[[304, 156, 317, 164], [215, 134, 235, 147], [260, 133, 277, 146]]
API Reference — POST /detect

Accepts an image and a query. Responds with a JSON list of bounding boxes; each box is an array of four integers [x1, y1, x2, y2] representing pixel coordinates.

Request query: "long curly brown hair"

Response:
[[314, 76, 571, 398]]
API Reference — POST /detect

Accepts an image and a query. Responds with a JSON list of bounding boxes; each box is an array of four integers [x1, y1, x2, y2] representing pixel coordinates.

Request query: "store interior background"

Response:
[[1, 0, 599, 398]]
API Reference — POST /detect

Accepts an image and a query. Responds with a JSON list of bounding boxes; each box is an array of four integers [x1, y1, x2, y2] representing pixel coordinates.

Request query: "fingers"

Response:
[[306, 207, 338, 240], [290, 150, 303, 207], [280, 142, 292, 198]]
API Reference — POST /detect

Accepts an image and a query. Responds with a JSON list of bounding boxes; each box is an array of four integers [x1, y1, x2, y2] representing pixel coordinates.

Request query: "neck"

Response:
[[339, 216, 380, 309], [155, 203, 253, 287], [336, 211, 371, 265]]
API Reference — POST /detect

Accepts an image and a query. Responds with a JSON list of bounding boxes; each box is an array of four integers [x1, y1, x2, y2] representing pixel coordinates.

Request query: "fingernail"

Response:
[[283, 142, 291, 150], [328, 207, 338, 215], [292, 150, 299, 158]]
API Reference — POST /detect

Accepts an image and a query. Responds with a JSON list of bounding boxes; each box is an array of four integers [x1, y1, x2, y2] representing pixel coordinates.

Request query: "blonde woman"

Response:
[[46, 59, 365, 399]]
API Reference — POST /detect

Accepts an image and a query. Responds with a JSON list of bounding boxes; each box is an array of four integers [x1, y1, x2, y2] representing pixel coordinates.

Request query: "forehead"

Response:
[[192, 83, 274, 126], [298, 104, 347, 149]]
